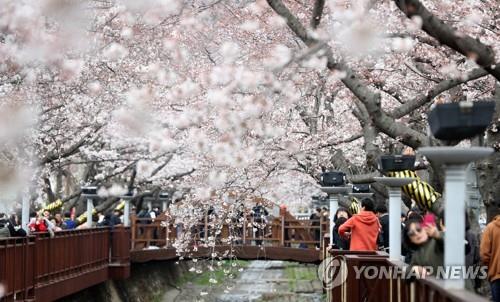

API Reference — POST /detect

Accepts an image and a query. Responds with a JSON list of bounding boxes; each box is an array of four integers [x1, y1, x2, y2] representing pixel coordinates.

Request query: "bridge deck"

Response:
[[131, 245, 321, 263]]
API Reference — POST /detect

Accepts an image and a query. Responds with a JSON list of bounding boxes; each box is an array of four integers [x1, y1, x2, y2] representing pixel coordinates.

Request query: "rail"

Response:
[[130, 214, 329, 251], [325, 250, 490, 302], [0, 227, 130, 302]]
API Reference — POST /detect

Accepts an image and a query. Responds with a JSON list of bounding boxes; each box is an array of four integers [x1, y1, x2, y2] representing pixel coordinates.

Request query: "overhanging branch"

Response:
[[390, 68, 489, 119], [393, 0, 500, 81]]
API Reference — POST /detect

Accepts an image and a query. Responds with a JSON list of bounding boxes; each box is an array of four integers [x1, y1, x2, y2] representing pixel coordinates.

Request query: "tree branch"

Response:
[[348, 172, 380, 184], [40, 125, 103, 164], [393, 0, 500, 81], [267, 0, 434, 149], [390, 68, 489, 119], [149, 154, 174, 178], [310, 0, 325, 29], [267, 0, 315, 46], [167, 168, 196, 181]]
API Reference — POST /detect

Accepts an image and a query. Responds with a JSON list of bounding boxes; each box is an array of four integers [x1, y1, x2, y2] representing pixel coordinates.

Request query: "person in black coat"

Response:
[[252, 203, 269, 245], [333, 216, 350, 250], [376, 204, 389, 251]]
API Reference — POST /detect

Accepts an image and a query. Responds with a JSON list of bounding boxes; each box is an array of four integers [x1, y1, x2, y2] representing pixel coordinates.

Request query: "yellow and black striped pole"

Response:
[[76, 208, 97, 225], [115, 200, 125, 211], [38, 199, 64, 216], [387, 170, 441, 213], [349, 197, 361, 215]]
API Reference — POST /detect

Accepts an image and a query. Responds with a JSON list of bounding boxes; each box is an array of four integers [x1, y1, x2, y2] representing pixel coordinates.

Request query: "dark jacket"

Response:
[[252, 206, 268, 223], [378, 214, 389, 249], [333, 217, 349, 250]]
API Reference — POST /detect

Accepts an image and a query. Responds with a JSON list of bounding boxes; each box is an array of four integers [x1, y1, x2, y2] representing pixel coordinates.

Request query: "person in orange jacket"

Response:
[[339, 198, 380, 251], [480, 202, 500, 302]]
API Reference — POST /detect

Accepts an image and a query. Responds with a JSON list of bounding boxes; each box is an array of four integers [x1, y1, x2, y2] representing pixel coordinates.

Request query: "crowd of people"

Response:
[[0, 212, 26, 238], [327, 197, 500, 300], [0, 208, 125, 239]]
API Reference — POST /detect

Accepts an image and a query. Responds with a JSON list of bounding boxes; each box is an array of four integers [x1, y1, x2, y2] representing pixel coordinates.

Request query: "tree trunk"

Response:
[[477, 84, 500, 222]]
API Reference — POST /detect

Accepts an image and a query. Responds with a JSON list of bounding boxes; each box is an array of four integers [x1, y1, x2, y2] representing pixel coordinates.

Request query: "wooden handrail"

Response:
[[325, 251, 490, 302], [129, 214, 325, 250], [0, 227, 130, 302]]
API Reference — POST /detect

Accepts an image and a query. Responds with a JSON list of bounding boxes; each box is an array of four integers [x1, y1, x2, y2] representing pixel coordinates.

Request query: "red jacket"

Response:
[[338, 211, 380, 251], [29, 220, 48, 233]]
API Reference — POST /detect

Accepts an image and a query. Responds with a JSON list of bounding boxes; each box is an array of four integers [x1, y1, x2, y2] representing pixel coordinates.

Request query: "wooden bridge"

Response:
[[0, 214, 489, 302]]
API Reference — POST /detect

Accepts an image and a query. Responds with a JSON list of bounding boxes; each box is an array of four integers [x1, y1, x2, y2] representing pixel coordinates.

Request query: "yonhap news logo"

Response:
[[317, 255, 348, 290], [318, 256, 488, 289]]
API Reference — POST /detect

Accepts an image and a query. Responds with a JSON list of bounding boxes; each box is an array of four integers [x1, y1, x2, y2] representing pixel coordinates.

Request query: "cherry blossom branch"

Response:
[[149, 154, 174, 178], [352, 102, 381, 168], [393, 0, 500, 81], [266, 0, 315, 46], [40, 125, 103, 164], [390, 67, 489, 119], [267, 0, 433, 149], [166, 168, 196, 181], [311, 0, 325, 29], [312, 133, 363, 150]]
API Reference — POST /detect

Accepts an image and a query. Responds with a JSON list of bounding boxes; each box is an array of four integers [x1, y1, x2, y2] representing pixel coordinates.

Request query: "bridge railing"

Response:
[[326, 250, 489, 302], [0, 227, 130, 302], [130, 214, 328, 250], [0, 236, 36, 301]]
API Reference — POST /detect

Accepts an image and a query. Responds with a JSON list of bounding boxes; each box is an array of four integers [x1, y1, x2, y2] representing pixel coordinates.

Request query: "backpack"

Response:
[[0, 226, 10, 238], [137, 210, 151, 224]]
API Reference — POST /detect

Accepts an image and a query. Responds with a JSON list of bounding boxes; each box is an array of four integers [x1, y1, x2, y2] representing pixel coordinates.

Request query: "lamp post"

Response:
[[320, 186, 352, 245], [159, 192, 170, 211], [374, 177, 415, 261], [348, 193, 374, 200], [21, 190, 30, 233], [419, 100, 495, 289], [418, 147, 493, 288], [81, 186, 98, 228], [143, 192, 170, 212], [119, 190, 135, 227]]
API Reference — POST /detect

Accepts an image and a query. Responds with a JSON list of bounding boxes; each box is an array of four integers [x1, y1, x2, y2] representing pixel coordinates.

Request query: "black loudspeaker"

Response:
[[379, 155, 415, 173], [428, 101, 495, 141], [353, 184, 370, 193], [81, 186, 98, 195], [321, 172, 346, 187]]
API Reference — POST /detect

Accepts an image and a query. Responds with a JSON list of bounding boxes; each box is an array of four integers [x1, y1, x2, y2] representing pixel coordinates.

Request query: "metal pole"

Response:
[[124, 199, 130, 227], [86, 198, 93, 228], [388, 187, 402, 261], [329, 194, 339, 244], [444, 165, 467, 289], [21, 192, 30, 233]]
